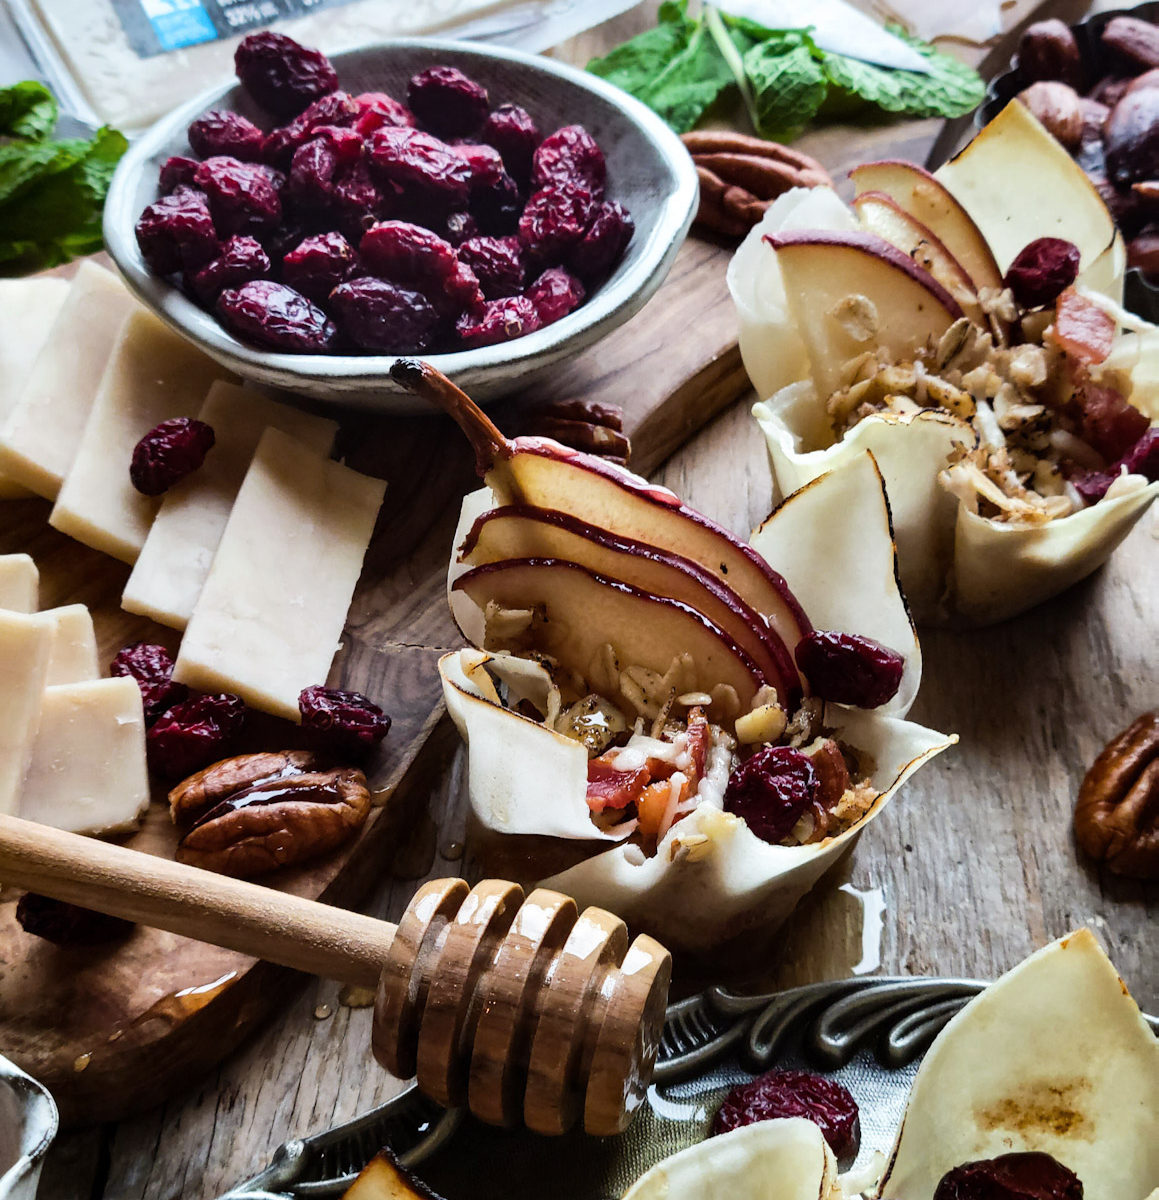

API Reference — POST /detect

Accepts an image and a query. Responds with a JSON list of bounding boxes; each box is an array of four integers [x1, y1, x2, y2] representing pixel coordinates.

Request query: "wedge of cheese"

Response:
[[173, 427, 386, 721], [0, 261, 140, 500], [0, 553, 38, 612], [0, 277, 70, 499], [19, 677, 149, 835], [123, 382, 339, 630], [50, 309, 231, 563], [40, 604, 100, 685], [0, 610, 53, 815]]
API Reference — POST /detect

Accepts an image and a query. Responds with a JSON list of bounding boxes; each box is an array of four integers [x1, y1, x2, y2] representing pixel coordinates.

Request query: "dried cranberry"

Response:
[[471, 169, 523, 237], [518, 184, 594, 264], [234, 32, 338, 119], [366, 127, 473, 209], [194, 156, 282, 237], [217, 280, 337, 352], [570, 200, 634, 282], [723, 746, 817, 844], [525, 266, 585, 325], [187, 235, 270, 304], [1072, 383, 1150, 461], [933, 1152, 1084, 1200], [329, 277, 440, 352], [188, 110, 264, 161], [110, 642, 188, 723], [1004, 238, 1081, 308], [130, 417, 216, 496], [315, 125, 363, 166], [456, 295, 541, 348], [283, 232, 357, 303], [407, 66, 489, 138], [353, 91, 414, 137], [1071, 426, 1159, 501], [147, 694, 247, 780], [712, 1070, 860, 1159], [795, 630, 904, 708], [359, 220, 482, 317], [531, 125, 606, 197], [299, 685, 391, 755], [16, 893, 134, 946], [261, 92, 360, 165], [481, 103, 540, 183], [135, 188, 219, 275], [330, 159, 384, 235], [458, 235, 525, 299], [452, 141, 505, 190], [159, 155, 198, 194], [287, 136, 337, 209]]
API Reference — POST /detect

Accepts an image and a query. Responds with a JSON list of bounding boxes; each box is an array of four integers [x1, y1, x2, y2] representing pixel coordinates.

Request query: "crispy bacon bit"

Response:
[[1051, 287, 1115, 364], [586, 759, 649, 814], [1072, 382, 1151, 461]]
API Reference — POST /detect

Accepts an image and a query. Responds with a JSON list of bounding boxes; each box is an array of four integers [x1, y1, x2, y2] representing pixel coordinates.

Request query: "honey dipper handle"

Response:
[[0, 814, 395, 988]]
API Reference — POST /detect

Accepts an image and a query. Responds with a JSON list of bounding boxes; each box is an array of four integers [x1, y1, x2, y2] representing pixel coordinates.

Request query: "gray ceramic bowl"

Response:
[[103, 38, 698, 413], [0, 1054, 57, 1200]]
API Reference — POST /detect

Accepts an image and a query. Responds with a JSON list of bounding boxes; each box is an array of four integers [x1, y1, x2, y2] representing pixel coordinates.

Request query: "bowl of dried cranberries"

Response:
[[103, 33, 698, 411]]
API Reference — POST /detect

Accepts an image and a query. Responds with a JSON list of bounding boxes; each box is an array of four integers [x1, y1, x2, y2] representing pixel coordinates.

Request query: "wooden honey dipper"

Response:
[[0, 813, 671, 1136]]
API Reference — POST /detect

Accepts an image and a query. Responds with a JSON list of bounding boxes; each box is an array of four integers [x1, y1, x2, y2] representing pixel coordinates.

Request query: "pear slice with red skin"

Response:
[[452, 557, 771, 720], [458, 504, 801, 705], [391, 359, 811, 657]]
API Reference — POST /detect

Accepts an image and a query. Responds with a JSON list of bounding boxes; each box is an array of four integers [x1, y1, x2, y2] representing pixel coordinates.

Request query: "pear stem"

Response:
[[390, 359, 512, 476]]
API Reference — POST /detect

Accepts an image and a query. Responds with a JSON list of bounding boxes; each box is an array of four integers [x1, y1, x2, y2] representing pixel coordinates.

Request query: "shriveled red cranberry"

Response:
[[531, 125, 606, 197], [458, 235, 525, 299], [471, 169, 523, 236], [366, 127, 473, 209], [456, 295, 541, 348], [1071, 426, 1159, 501], [407, 66, 489, 138], [188, 110, 264, 161], [194, 156, 282, 237], [187, 235, 270, 304], [136, 188, 219, 274], [330, 159, 384, 235], [329, 277, 440, 352], [795, 630, 904, 708], [933, 1152, 1084, 1199], [1072, 383, 1150, 461], [147, 694, 247, 779], [283, 232, 357, 303], [130, 417, 216, 496], [1004, 238, 1081, 308], [724, 746, 817, 844], [518, 184, 594, 264], [287, 136, 337, 209], [712, 1069, 860, 1159], [359, 220, 482, 317], [482, 103, 540, 182], [16, 893, 134, 946], [110, 642, 188, 723], [217, 280, 337, 352], [234, 32, 338, 119], [159, 155, 198, 194], [261, 91, 359, 165], [315, 125, 363, 165], [299, 685, 391, 755], [570, 200, 634, 282], [525, 266, 585, 325], [353, 91, 414, 137], [452, 141, 505, 190]]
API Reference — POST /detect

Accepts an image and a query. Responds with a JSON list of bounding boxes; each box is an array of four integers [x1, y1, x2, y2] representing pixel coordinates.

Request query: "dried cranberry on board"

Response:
[[159, 155, 198, 194], [16, 893, 134, 946], [110, 642, 187, 723], [933, 1152, 1084, 1200], [130, 418, 216, 496], [147, 694, 247, 780], [261, 91, 360, 165], [287, 137, 338, 210], [283, 231, 358, 303], [456, 295, 542, 347], [194, 156, 282, 237], [723, 746, 817, 844], [531, 124, 606, 196], [481, 103, 541, 182], [299, 685, 391, 755], [366, 127, 473, 209], [1004, 238, 1081, 307], [359, 220, 483, 317], [570, 200, 634, 282], [795, 630, 904, 709], [328, 277, 441, 352], [471, 169, 523, 236], [712, 1069, 861, 1159], [525, 266, 585, 325], [188, 110, 264, 161], [187, 235, 270, 305], [458, 235, 525, 299], [136, 188, 219, 275], [518, 184, 595, 264], [217, 280, 337, 352], [353, 91, 414, 137], [234, 32, 338, 119], [1071, 426, 1159, 500], [408, 66, 490, 138]]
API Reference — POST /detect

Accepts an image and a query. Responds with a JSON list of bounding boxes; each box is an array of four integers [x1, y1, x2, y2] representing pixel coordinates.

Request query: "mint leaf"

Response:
[[587, 1, 697, 100], [0, 81, 58, 141], [0, 138, 89, 206], [743, 33, 828, 140]]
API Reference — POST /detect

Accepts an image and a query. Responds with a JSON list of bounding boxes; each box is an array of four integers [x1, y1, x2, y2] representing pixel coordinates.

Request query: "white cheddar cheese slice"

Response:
[[0, 553, 38, 612], [174, 427, 386, 721], [0, 277, 70, 498], [41, 604, 100, 685], [19, 677, 149, 836], [123, 382, 339, 630], [0, 610, 52, 815], [50, 309, 232, 563], [0, 261, 140, 500]]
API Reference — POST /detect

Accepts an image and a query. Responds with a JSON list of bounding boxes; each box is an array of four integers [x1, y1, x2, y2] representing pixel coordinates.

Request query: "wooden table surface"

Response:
[[36, 2, 1157, 1196]]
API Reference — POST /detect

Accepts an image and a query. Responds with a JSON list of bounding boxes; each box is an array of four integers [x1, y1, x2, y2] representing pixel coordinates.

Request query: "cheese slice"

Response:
[[0, 554, 38, 612], [0, 261, 140, 500], [40, 605, 100, 685], [0, 610, 53, 815], [50, 309, 231, 563], [123, 382, 339, 630], [19, 677, 149, 836], [0, 277, 70, 498], [173, 427, 386, 721]]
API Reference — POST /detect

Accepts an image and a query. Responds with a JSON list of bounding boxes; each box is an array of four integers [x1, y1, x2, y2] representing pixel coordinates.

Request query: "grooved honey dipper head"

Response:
[[371, 878, 672, 1137]]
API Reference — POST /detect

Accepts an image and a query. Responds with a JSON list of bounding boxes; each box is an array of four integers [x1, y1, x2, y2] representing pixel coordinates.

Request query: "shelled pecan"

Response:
[[169, 749, 325, 824], [680, 131, 833, 239], [522, 399, 630, 464]]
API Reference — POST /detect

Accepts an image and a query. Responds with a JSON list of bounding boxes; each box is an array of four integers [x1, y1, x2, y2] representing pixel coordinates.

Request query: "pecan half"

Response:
[[522, 399, 630, 464], [1102, 16, 1159, 71], [1074, 712, 1159, 879], [176, 767, 371, 878], [169, 749, 325, 824]]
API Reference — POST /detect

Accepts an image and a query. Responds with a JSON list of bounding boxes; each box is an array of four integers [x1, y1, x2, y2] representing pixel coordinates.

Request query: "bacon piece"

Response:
[[1051, 287, 1115, 364], [586, 759, 649, 814], [1073, 383, 1150, 461]]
